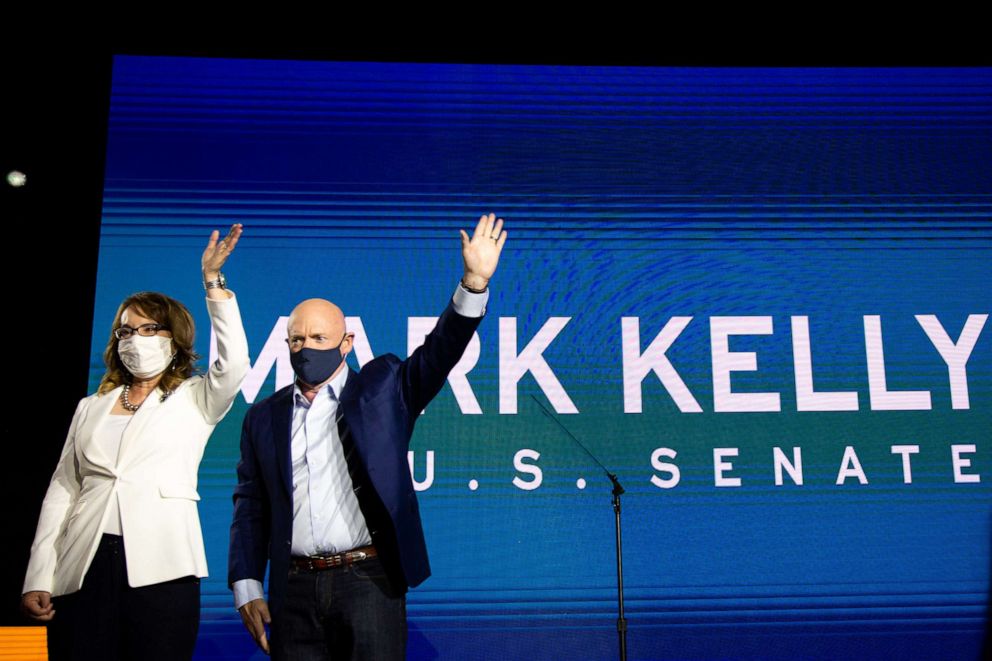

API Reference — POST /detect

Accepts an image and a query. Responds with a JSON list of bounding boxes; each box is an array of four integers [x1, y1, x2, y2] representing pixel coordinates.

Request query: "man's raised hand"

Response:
[[460, 213, 507, 291]]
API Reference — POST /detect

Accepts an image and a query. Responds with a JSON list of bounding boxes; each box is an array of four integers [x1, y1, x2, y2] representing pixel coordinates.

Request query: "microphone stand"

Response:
[[531, 396, 628, 661]]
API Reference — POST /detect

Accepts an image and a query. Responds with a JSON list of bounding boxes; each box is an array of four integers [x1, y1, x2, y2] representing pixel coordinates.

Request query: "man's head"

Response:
[[286, 298, 354, 387]]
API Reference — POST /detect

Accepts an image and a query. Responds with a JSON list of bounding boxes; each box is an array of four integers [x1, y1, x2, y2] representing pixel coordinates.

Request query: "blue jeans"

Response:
[[271, 556, 406, 661]]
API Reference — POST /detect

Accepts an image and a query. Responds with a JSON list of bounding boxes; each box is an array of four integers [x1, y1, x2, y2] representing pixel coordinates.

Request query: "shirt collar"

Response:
[[292, 365, 350, 408]]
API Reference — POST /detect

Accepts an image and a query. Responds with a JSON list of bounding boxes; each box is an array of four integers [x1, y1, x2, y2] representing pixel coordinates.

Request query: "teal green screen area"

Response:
[[88, 58, 990, 659]]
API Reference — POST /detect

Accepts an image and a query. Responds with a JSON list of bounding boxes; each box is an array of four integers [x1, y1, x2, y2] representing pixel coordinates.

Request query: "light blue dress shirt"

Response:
[[234, 283, 488, 609]]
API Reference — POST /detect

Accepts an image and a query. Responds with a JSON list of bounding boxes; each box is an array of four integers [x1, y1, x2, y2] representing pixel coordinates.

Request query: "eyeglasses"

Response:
[[114, 323, 169, 340]]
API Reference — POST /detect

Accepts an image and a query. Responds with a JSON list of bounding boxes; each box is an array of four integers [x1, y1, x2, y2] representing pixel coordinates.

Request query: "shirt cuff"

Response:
[[233, 578, 265, 610], [452, 282, 489, 318]]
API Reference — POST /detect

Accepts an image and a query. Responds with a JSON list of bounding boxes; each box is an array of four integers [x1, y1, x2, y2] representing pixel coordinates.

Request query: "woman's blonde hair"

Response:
[[97, 292, 200, 395]]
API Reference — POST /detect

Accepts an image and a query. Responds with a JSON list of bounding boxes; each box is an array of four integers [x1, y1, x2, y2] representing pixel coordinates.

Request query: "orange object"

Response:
[[0, 627, 47, 660]]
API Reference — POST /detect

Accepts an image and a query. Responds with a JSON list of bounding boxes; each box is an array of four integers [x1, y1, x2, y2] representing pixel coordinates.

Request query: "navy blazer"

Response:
[[228, 299, 483, 616]]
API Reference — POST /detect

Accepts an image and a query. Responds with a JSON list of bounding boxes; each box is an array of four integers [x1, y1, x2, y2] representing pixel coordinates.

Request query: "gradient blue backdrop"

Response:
[[87, 59, 991, 660]]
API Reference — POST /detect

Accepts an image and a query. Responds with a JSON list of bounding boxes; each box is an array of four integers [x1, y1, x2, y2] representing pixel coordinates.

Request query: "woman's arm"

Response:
[[194, 224, 251, 423], [22, 398, 88, 603]]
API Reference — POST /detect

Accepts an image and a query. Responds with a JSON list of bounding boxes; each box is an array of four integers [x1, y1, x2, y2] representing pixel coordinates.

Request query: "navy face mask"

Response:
[[289, 335, 346, 386]]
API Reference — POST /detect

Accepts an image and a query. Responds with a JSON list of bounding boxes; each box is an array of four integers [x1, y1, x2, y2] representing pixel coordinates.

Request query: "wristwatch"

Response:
[[460, 278, 487, 294], [204, 272, 227, 290]]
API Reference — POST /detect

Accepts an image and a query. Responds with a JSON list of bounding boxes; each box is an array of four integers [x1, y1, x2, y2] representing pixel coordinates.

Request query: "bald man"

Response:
[[229, 214, 507, 660]]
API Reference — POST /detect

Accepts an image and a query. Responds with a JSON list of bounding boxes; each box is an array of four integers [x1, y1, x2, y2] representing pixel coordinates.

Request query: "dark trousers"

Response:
[[271, 556, 407, 661], [47, 534, 200, 661]]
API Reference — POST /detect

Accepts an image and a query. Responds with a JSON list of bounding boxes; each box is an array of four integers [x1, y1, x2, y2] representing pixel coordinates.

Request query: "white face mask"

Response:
[[118, 335, 175, 379]]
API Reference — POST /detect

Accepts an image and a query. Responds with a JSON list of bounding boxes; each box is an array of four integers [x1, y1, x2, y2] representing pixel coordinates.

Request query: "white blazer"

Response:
[[23, 293, 250, 596]]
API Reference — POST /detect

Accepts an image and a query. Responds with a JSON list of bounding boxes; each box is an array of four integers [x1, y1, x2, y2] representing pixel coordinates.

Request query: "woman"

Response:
[[21, 224, 251, 660]]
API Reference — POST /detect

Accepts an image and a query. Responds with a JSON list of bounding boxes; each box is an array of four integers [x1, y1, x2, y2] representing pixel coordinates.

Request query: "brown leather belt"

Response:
[[291, 545, 377, 571]]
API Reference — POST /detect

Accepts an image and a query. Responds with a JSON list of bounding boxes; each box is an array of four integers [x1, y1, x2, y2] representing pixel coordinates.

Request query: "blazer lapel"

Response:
[[337, 371, 378, 516], [338, 370, 382, 504], [272, 387, 294, 499], [338, 371, 364, 461], [76, 387, 121, 471]]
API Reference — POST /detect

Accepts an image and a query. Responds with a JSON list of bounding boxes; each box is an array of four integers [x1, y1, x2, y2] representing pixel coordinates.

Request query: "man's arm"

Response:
[[228, 409, 273, 653], [401, 214, 507, 416]]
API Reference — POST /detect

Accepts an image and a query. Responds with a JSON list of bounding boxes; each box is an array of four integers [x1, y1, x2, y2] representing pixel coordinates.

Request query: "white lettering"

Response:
[[622, 317, 702, 413], [864, 316, 931, 411], [951, 444, 981, 483], [650, 448, 681, 489], [836, 446, 868, 485], [407, 451, 435, 491], [512, 449, 543, 490], [227, 317, 296, 403], [500, 317, 577, 414], [791, 316, 859, 411], [345, 317, 376, 369], [891, 445, 920, 484], [714, 447, 742, 487], [773, 446, 804, 486], [916, 314, 988, 410], [711, 317, 781, 412]]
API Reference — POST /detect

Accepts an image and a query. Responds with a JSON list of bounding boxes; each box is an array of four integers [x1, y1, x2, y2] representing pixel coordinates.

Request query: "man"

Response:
[[229, 213, 507, 659]]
